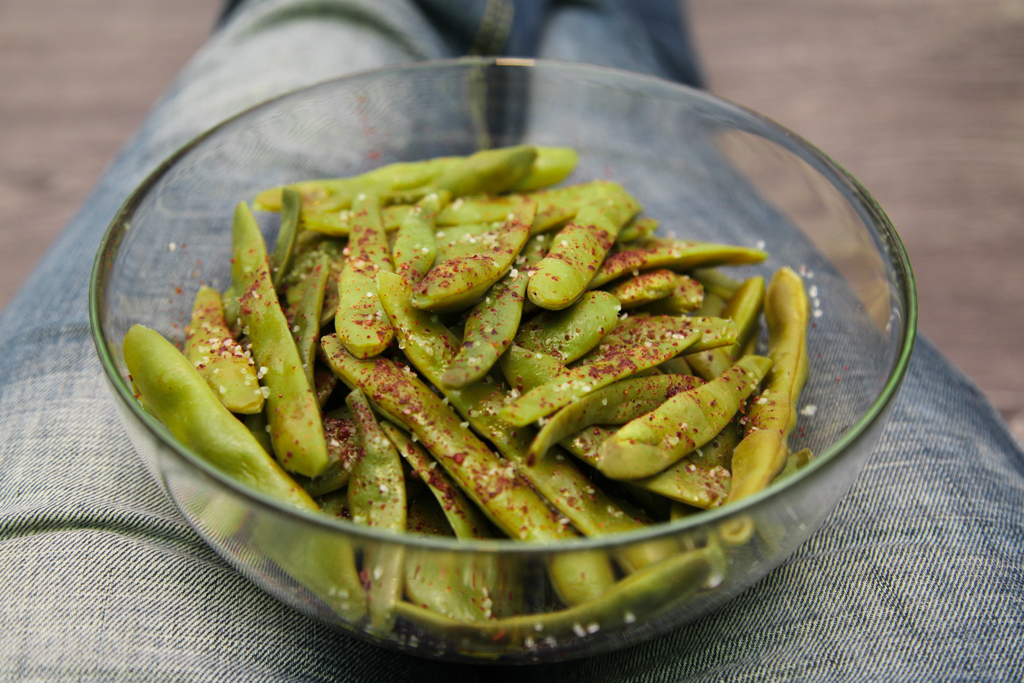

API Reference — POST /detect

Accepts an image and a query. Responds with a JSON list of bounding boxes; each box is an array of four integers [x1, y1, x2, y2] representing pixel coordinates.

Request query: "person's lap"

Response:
[[1, 1, 1020, 680]]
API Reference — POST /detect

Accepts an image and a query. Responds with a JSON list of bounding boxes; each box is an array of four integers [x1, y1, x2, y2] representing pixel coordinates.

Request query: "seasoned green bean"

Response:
[[124, 325, 315, 510], [729, 267, 810, 503], [232, 202, 328, 478], [598, 356, 773, 480], [269, 187, 301, 288], [589, 238, 767, 289], [186, 285, 263, 414], [528, 183, 640, 309], [514, 290, 620, 363], [392, 191, 448, 283]]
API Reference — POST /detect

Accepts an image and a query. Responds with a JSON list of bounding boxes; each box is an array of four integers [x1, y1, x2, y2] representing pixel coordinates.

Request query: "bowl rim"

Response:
[[89, 56, 918, 554]]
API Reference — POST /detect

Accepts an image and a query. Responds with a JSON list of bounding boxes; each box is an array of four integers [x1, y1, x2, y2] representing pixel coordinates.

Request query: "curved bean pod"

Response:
[[379, 421, 490, 540], [728, 267, 810, 503], [392, 191, 448, 283], [410, 200, 534, 313], [186, 285, 263, 414], [441, 269, 529, 388], [232, 202, 328, 478], [598, 355, 773, 480], [123, 325, 315, 510], [527, 374, 704, 464], [528, 183, 641, 310], [588, 238, 767, 289], [514, 290, 620, 363]]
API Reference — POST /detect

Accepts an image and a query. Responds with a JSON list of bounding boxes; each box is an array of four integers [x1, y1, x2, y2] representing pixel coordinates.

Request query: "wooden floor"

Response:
[[1, 0, 1021, 443]]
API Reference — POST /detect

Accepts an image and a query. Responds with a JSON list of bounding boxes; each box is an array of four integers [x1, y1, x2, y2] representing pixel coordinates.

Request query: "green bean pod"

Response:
[[528, 184, 641, 310], [253, 157, 456, 212], [589, 238, 767, 289], [526, 374, 704, 463], [437, 194, 532, 226], [508, 146, 578, 192], [410, 201, 534, 313], [301, 204, 412, 237], [617, 216, 659, 243], [392, 191, 448, 283], [379, 421, 490, 540], [123, 325, 315, 510], [499, 316, 706, 427], [639, 274, 704, 315], [691, 267, 743, 300], [345, 388, 406, 632], [598, 356, 773, 481], [605, 269, 681, 310], [729, 267, 810, 503], [286, 251, 328, 398], [185, 286, 263, 414], [334, 270, 394, 359], [441, 269, 529, 388], [232, 202, 328, 478], [269, 187, 302, 288], [393, 540, 723, 652], [514, 290, 620, 363]]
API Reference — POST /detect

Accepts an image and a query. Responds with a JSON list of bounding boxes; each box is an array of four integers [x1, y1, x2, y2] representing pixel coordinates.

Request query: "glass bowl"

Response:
[[90, 58, 916, 664]]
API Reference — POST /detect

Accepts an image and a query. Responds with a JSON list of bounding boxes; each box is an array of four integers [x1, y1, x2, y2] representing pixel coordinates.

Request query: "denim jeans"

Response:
[[0, 1, 1021, 680]]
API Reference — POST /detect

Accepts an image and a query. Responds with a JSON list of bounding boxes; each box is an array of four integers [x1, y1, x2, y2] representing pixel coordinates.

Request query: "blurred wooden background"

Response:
[[1, 0, 1021, 443]]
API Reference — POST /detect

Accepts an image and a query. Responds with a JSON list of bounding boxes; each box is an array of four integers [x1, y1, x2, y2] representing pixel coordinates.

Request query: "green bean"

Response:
[[333, 193, 395, 358], [405, 491, 454, 536], [638, 274, 704, 315], [527, 374, 704, 464], [499, 316, 707, 427], [345, 388, 406, 631], [286, 251, 328, 398], [729, 267, 810, 503], [253, 157, 456, 212], [598, 356, 773, 480], [441, 269, 529, 388], [605, 269, 681, 310], [630, 460, 730, 510], [527, 180, 623, 235], [684, 276, 765, 381], [393, 539, 722, 651], [528, 183, 641, 310], [392, 191, 448, 283], [692, 290, 727, 318], [269, 187, 301, 288], [514, 290, 620, 363], [508, 146, 578, 192], [410, 200, 534, 313], [436, 194, 531, 227], [186, 285, 263, 414], [376, 273, 665, 571], [321, 336, 613, 605], [691, 267, 743, 300], [334, 270, 394, 359], [232, 202, 328, 478], [301, 204, 412, 237], [588, 238, 767, 289], [123, 325, 316, 510], [379, 421, 490, 540], [617, 216, 659, 243], [294, 407, 360, 497], [499, 344, 567, 395], [432, 145, 538, 197], [775, 447, 814, 483]]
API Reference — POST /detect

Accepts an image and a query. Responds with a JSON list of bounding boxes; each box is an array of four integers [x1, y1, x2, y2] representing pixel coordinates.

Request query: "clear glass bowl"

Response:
[[90, 58, 916, 664]]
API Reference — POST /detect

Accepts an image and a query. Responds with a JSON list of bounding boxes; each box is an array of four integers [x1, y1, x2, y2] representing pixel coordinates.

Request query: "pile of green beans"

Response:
[[123, 145, 813, 644]]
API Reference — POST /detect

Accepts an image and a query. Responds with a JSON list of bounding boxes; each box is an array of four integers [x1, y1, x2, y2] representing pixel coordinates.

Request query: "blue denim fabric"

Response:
[[0, 0, 1021, 680]]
